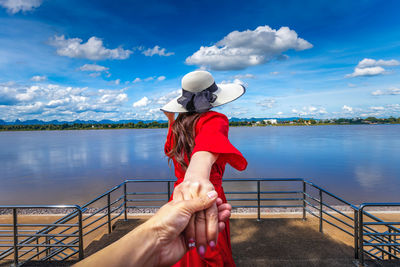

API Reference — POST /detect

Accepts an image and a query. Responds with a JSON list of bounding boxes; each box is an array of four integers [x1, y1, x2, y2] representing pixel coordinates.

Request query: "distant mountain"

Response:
[[0, 119, 168, 125]]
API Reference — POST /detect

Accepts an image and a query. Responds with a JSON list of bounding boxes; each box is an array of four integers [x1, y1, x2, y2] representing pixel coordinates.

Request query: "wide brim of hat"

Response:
[[160, 83, 245, 113]]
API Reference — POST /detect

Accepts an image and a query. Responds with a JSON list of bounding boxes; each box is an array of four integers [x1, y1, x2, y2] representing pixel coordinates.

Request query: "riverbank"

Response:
[[1, 116, 399, 131]]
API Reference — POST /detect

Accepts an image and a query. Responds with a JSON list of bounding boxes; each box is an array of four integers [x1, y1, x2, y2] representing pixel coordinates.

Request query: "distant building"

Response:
[[264, 119, 278, 124]]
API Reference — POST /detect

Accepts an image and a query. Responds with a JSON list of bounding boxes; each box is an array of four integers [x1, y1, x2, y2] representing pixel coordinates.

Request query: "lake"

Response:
[[0, 125, 399, 206]]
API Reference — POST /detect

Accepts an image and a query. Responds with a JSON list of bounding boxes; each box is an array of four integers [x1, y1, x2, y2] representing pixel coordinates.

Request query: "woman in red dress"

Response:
[[161, 71, 247, 266]]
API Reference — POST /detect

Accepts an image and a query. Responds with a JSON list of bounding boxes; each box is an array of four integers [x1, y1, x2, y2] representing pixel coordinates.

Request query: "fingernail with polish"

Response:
[[207, 190, 217, 199], [209, 241, 216, 250], [198, 245, 205, 257]]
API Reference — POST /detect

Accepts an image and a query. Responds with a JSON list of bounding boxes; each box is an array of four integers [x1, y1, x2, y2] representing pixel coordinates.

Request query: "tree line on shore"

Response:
[[0, 116, 399, 131]]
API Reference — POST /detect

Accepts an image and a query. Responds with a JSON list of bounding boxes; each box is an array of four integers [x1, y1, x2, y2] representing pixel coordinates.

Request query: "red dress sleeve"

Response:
[[191, 112, 247, 171]]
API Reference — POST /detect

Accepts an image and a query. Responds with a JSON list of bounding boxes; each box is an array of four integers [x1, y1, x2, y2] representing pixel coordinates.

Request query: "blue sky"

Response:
[[0, 0, 400, 121]]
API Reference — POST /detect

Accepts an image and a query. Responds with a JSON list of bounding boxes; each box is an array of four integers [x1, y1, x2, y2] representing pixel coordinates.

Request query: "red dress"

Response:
[[164, 111, 248, 267]]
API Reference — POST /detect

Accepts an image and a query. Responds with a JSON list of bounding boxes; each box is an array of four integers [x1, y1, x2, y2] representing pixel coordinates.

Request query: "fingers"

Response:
[[218, 221, 226, 232], [185, 216, 196, 249], [217, 202, 231, 212], [218, 203, 232, 223], [205, 203, 218, 250], [183, 187, 196, 248], [182, 190, 217, 214], [195, 210, 207, 257]]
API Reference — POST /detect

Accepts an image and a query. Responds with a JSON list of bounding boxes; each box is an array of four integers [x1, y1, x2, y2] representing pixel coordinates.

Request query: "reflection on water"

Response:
[[0, 125, 399, 205]]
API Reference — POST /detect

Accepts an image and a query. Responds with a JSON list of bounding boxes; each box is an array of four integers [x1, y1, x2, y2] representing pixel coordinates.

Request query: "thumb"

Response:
[[183, 190, 218, 214]]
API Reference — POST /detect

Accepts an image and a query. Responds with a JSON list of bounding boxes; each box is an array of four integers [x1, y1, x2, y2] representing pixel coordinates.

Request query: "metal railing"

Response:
[[359, 203, 400, 265], [0, 205, 83, 266], [0, 178, 399, 266]]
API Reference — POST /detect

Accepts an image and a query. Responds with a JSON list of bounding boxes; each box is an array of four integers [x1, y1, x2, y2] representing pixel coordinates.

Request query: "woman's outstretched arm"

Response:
[[173, 151, 219, 256]]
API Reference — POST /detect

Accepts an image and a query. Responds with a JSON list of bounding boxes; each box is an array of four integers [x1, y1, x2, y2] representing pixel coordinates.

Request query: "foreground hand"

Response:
[[173, 178, 218, 256], [148, 190, 218, 266], [74, 191, 230, 267]]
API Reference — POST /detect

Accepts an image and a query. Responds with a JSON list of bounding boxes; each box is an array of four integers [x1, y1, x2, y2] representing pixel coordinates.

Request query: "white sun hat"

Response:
[[160, 70, 246, 113]]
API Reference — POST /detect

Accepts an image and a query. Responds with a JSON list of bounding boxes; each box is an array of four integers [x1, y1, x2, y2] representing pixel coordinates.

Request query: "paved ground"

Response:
[[84, 218, 356, 267], [2, 213, 400, 266]]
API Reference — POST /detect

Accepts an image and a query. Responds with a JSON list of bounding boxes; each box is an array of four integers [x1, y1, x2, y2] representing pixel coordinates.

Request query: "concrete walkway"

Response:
[[84, 218, 356, 267]]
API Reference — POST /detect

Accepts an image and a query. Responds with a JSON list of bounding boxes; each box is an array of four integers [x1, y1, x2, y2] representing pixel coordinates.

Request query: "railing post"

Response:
[[78, 209, 84, 260], [13, 208, 18, 267], [107, 193, 112, 234], [167, 181, 171, 201], [45, 236, 49, 257], [302, 181, 306, 221], [359, 209, 364, 266], [319, 189, 323, 233], [388, 227, 392, 260], [354, 209, 359, 260], [36, 238, 40, 260], [257, 180, 261, 221], [124, 183, 128, 221]]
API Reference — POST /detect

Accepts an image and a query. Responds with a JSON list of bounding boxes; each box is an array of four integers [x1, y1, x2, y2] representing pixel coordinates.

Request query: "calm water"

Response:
[[0, 125, 399, 205]]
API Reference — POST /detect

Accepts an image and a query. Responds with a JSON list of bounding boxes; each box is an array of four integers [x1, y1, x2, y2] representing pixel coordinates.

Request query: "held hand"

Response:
[[147, 190, 218, 266], [173, 178, 219, 256], [73, 193, 231, 267]]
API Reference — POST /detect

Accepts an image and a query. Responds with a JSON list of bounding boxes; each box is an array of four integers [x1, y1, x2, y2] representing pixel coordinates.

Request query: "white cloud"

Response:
[[31, 75, 47, 82], [0, 82, 130, 121], [157, 89, 181, 105], [98, 90, 127, 104], [0, 0, 42, 14], [233, 74, 255, 79], [357, 58, 399, 68], [370, 106, 384, 111], [15, 85, 39, 102], [142, 46, 174, 57], [292, 106, 327, 116], [371, 88, 400, 96], [345, 66, 385, 78], [50, 35, 132, 60], [89, 73, 101, 78], [132, 76, 164, 83], [342, 105, 353, 112], [270, 71, 279, 75], [133, 96, 151, 108], [220, 79, 245, 85], [186, 25, 313, 70], [257, 98, 276, 109], [47, 98, 70, 108], [79, 64, 109, 72], [346, 58, 399, 78], [114, 79, 121, 85], [16, 101, 44, 114]]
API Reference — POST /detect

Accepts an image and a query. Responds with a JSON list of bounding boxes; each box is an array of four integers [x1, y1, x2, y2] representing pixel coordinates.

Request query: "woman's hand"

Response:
[[173, 151, 220, 257], [173, 178, 218, 255], [163, 111, 175, 123]]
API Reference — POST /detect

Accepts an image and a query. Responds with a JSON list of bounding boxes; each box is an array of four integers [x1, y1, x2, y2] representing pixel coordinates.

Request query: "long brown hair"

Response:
[[167, 112, 202, 170]]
